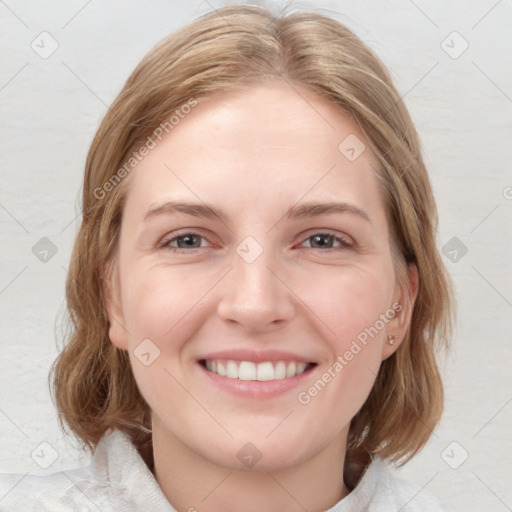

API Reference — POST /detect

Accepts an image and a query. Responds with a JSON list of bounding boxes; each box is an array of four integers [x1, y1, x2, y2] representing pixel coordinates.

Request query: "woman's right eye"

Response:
[[161, 233, 210, 251]]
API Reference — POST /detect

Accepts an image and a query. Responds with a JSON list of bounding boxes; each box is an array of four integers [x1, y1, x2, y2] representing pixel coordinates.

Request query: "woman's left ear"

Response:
[[381, 263, 419, 360]]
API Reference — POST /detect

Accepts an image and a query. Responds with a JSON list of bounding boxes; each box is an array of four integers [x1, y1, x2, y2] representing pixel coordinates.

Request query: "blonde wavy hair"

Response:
[[51, 4, 453, 484]]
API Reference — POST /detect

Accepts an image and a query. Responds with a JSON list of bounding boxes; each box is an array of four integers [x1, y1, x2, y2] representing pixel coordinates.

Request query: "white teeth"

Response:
[[275, 361, 286, 379], [296, 362, 307, 374], [203, 359, 311, 381], [239, 361, 256, 380], [256, 362, 274, 381], [226, 360, 238, 378]]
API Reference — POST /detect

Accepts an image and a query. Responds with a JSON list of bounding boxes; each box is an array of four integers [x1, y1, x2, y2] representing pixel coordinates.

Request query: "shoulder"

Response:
[[0, 430, 174, 511], [0, 463, 104, 511], [383, 464, 451, 511], [329, 456, 451, 512]]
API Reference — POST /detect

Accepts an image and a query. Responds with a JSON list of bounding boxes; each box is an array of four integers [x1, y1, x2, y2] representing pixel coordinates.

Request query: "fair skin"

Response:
[[107, 80, 416, 512]]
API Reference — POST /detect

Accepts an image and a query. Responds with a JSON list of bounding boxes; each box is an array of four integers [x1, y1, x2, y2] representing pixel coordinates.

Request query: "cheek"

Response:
[[297, 263, 395, 347], [121, 263, 218, 343], [296, 264, 394, 404], [120, 265, 216, 421], [118, 261, 224, 411], [297, 268, 390, 400]]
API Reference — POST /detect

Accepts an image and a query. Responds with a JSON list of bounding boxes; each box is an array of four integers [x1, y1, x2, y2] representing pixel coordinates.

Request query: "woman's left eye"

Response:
[[300, 233, 352, 250]]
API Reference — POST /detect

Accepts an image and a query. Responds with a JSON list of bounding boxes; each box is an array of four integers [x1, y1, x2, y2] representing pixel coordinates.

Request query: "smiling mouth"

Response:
[[199, 359, 317, 381]]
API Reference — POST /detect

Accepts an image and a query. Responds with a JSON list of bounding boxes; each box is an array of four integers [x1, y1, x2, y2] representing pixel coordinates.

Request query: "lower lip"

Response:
[[198, 362, 316, 398]]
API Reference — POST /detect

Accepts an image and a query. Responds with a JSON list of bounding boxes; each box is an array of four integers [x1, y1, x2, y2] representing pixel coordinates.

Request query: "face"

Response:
[[107, 81, 414, 472]]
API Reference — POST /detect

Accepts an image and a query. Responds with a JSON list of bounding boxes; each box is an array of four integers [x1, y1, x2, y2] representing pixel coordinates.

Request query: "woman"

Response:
[[0, 4, 453, 511]]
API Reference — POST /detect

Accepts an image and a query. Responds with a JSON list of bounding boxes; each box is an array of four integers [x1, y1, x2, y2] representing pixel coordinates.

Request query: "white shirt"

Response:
[[0, 429, 450, 511]]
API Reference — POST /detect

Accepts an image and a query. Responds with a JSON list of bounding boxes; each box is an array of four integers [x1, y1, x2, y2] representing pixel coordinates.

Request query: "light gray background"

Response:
[[1, 0, 511, 510]]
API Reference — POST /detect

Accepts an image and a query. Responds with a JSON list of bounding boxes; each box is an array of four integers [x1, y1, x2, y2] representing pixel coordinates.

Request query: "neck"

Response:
[[152, 420, 350, 512]]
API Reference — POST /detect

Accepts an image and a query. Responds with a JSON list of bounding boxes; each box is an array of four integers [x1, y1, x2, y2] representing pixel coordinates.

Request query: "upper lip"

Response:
[[199, 349, 316, 364]]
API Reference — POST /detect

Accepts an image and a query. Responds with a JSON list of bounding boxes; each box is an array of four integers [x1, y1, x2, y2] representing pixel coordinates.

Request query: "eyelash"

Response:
[[159, 231, 353, 254]]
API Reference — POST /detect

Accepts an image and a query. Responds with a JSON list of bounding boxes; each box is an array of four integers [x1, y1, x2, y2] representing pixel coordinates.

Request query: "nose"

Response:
[[216, 246, 296, 332]]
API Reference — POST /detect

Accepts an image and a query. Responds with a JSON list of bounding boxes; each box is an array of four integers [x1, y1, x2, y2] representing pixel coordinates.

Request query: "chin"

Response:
[[204, 429, 318, 472]]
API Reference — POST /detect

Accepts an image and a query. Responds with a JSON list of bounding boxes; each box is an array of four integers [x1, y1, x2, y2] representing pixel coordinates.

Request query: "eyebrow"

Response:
[[144, 200, 370, 223]]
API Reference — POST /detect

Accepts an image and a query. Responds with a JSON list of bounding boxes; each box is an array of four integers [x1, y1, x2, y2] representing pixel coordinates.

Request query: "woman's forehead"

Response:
[[123, 81, 385, 220]]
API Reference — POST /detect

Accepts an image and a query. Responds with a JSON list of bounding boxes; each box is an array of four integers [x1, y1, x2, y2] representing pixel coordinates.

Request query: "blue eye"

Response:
[[166, 233, 207, 249], [301, 233, 352, 250]]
